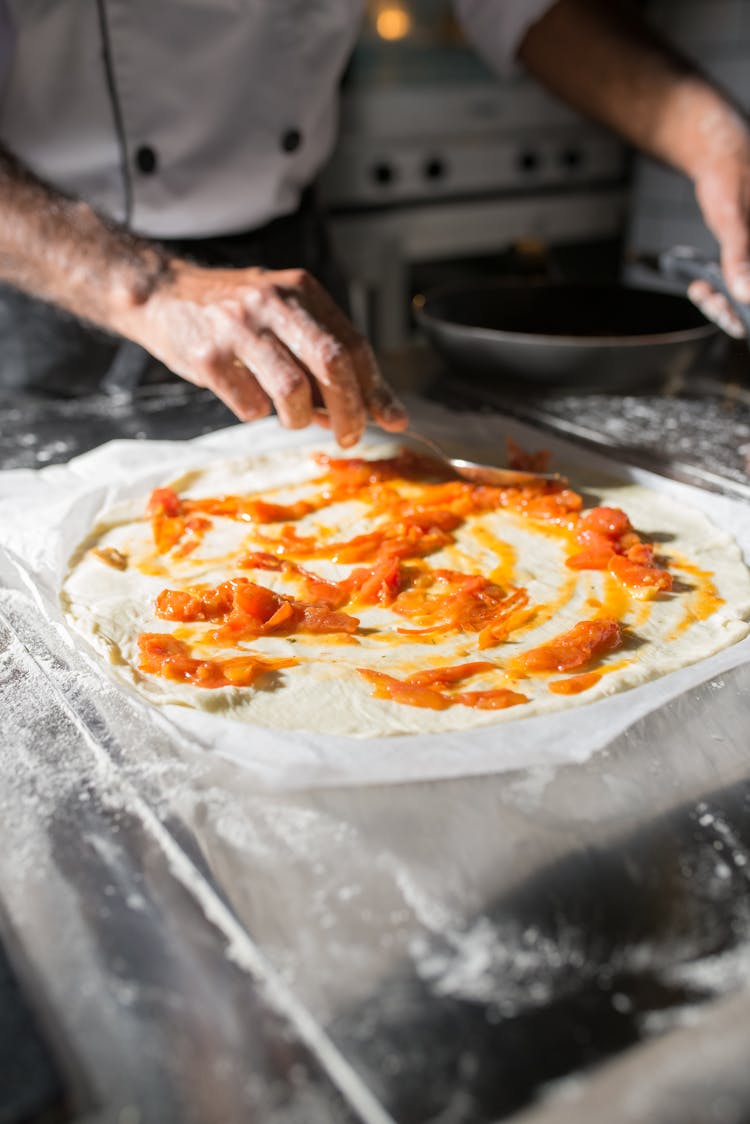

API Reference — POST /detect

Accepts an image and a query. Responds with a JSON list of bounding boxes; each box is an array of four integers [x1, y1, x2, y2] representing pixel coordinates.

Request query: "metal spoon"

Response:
[[405, 429, 566, 487]]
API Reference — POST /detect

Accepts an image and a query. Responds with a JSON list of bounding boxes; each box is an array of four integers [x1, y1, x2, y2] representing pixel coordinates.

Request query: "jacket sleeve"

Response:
[[454, 0, 557, 73]]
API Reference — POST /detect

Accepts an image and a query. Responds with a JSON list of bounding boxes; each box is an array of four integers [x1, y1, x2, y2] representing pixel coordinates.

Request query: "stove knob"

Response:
[[371, 161, 396, 186], [517, 149, 540, 173], [423, 156, 447, 181], [560, 146, 584, 170]]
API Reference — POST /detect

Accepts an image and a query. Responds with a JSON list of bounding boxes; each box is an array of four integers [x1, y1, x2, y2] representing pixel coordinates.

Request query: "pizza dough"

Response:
[[60, 439, 750, 736]]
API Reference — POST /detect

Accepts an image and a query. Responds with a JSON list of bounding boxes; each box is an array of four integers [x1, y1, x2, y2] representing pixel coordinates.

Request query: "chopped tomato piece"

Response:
[[156, 589, 205, 621], [138, 632, 187, 661], [150, 514, 186, 554], [406, 661, 496, 687], [314, 450, 443, 489], [548, 671, 602, 695], [568, 507, 670, 585], [259, 526, 320, 555], [263, 601, 296, 630], [506, 438, 551, 474], [217, 581, 358, 640], [575, 528, 621, 553], [513, 618, 622, 674], [146, 487, 191, 553], [245, 499, 314, 523], [347, 557, 404, 606], [477, 603, 536, 649], [394, 570, 522, 639], [307, 516, 456, 565], [625, 542, 656, 567], [234, 581, 284, 623], [220, 655, 296, 687], [356, 668, 450, 710], [182, 495, 315, 522], [185, 515, 211, 533], [608, 554, 672, 597], [154, 577, 359, 639], [312, 454, 383, 490], [402, 509, 463, 533], [357, 667, 528, 711], [298, 603, 359, 633], [238, 552, 349, 608], [525, 489, 583, 522], [452, 688, 529, 710], [147, 487, 182, 518], [172, 516, 213, 560], [324, 531, 387, 563], [474, 590, 529, 649], [138, 632, 220, 686], [238, 551, 284, 571], [154, 582, 237, 622], [137, 632, 296, 688], [577, 506, 631, 538], [294, 567, 349, 609], [566, 547, 616, 571]]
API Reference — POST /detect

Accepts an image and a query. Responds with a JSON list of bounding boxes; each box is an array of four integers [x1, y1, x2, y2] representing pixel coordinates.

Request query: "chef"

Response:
[[0, 1, 747, 447]]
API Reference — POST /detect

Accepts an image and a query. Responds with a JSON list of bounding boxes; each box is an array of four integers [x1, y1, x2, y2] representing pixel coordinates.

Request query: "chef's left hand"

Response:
[[689, 138, 750, 337]]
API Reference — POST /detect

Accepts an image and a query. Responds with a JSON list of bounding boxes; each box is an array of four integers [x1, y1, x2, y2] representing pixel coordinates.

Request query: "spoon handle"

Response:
[[404, 429, 565, 486]]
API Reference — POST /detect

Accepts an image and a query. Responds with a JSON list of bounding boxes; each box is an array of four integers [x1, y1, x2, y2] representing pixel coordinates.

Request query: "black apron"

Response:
[[0, 189, 346, 395]]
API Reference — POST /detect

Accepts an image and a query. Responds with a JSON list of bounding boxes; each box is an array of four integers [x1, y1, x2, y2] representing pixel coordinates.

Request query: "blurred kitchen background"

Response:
[[319, 0, 746, 354]]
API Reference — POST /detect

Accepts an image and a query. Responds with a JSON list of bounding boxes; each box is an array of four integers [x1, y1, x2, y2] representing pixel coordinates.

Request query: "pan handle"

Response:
[[658, 245, 750, 339]]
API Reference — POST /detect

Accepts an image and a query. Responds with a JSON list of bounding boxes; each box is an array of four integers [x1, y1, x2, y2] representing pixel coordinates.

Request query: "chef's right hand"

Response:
[[688, 140, 750, 338], [119, 259, 409, 448]]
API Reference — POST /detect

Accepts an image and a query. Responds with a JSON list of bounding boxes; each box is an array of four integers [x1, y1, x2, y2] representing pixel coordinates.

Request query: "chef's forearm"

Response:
[[0, 144, 173, 332], [518, 0, 750, 181]]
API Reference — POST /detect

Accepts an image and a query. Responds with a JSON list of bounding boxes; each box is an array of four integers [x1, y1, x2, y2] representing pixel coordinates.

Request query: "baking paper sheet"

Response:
[[2, 399, 750, 791]]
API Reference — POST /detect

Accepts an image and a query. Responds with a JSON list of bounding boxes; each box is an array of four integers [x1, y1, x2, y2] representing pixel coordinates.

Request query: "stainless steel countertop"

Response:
[[2, 368, 750, 1124]]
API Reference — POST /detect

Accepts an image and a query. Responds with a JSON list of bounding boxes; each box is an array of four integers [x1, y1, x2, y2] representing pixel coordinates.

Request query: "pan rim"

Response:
[[414, 281, 718, 348]]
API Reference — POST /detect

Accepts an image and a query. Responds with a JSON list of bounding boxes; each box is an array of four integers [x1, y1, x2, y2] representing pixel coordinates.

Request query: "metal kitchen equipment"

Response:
[[2, 379, 750, 1123], [404, 426, 565, 484], [321, 0, 627, 350], [414, 278, 717, 387]]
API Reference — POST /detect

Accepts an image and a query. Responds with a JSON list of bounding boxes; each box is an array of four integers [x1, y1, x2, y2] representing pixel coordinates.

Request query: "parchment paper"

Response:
[[2, 399, 750, 791]]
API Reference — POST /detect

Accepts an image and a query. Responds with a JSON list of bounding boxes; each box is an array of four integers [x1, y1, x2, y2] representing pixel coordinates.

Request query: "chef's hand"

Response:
[[688, 141, 750, 339], [0, 144, 406, 442], [513, 0, 750, 340], [120, 259, 408, 448]]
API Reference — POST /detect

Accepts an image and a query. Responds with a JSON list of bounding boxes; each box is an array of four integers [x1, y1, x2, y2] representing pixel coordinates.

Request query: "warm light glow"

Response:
[[376, 5, 412, 40]]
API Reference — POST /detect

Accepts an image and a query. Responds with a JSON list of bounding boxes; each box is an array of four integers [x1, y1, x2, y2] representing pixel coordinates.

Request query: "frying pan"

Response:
[[414, 251, 723, 390]]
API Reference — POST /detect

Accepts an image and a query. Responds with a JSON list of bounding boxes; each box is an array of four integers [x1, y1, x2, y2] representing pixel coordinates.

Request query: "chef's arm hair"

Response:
[[0, 144, 172, 331], [517, 0, 750, 184], [0, 143, 407, 437]]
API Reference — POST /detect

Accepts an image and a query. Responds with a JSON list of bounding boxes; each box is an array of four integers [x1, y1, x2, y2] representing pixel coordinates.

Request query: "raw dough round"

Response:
[[61, 440, 750, 736]]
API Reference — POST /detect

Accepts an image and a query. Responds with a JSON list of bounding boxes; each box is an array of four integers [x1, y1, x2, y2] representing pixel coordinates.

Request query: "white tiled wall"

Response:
[[627, 0, 750, 269]]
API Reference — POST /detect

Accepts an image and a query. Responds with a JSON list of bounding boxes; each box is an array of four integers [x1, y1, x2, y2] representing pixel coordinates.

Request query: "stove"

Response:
[[320, 0, 627, 350]]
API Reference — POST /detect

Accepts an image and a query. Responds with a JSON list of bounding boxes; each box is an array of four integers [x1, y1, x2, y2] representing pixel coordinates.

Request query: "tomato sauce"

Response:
[[511, 618, 622, 675], [154, 576, 359, 640], [138, 633, 296, 688], [133, 447, 693, 710], [548, 670, 602, 695], [356, 665, 529, 711], [565, 504, 672, 596]]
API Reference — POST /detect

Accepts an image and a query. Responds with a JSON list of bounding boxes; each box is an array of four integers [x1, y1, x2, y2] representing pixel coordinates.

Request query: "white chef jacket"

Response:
[[0, 1, 554, 240]]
